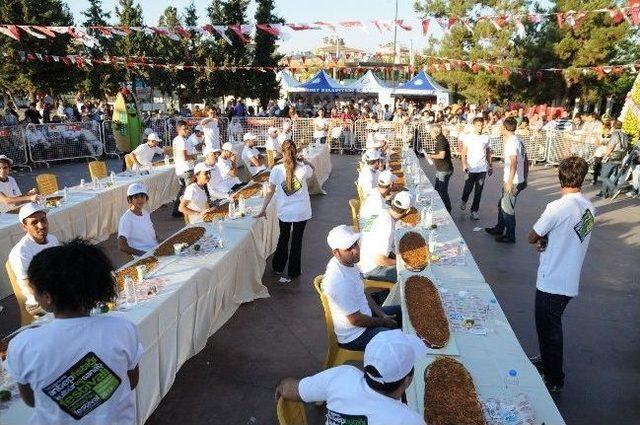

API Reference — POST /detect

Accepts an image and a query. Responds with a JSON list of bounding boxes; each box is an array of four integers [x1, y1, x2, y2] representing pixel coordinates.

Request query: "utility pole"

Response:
[[392, 0, 399, 80]]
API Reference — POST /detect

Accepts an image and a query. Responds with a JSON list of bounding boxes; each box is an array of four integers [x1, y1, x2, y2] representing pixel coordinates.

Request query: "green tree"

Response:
[[114, 0, 148, 90], [148, 7, 183, 98], [251, 0, 284, 108], [0, 0, 81, 98]]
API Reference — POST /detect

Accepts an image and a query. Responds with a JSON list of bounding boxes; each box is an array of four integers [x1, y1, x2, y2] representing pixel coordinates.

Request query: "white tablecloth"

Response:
[[0, 166, 180, 299], [305, 144, 332, 195], [0, 197, 279, 425], [387, 149, 565, 425]]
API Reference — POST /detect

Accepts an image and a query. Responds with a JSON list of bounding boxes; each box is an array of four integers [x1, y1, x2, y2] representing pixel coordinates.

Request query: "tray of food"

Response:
[[424, 357, 486, 425], [45, 195, 63, 207], [252, 170, 270, 183], [236, 182, 262, 199], [400, 207, 419, 227], [399, 231, 429, 271], [405, 275, 451, 349], [154, 226, 206, 257], [114, 256, 159, 291], [203, 202, 229, 222]]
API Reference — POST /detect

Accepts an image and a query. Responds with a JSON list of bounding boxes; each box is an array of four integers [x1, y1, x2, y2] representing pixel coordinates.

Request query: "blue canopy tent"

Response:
[[295, 70, 354, 93], [278, 70, 302, 93], [392, 70, 452, 105]]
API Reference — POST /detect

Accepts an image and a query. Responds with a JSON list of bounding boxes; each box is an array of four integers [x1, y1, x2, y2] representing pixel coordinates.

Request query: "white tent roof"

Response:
[[278, 70, 302, 92], [347, 70, 393, 93]]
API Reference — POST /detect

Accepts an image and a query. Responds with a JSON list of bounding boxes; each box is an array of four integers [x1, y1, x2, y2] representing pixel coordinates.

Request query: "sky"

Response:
[[67, 0, 434, 54]]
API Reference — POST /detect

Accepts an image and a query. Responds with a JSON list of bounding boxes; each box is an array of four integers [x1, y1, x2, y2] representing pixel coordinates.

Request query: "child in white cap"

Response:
[[118, 183, 158, 256], [131, 133, 165, 169], [0, 154, 38, 211], [241, 132, 266, 176], [358, 149, 382, 199]]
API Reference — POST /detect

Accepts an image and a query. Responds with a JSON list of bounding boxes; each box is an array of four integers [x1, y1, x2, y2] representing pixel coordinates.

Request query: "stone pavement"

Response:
[[1, 154, 638, 424]]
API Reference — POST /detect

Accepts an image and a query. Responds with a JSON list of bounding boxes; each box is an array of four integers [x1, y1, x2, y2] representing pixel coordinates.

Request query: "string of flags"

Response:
[[1, 5, 640, 46], [7, 50, 640, 82]]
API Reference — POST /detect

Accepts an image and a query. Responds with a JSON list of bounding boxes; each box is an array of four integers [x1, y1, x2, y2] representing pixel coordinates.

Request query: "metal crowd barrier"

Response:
[[354, 120, 413, 151], [545, 131, 596, 165], [27, 121, 103, 166], [0, 125, 31, 170]]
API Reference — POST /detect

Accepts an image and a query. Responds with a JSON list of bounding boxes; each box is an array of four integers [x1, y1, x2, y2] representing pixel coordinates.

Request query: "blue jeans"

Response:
[[494, 182, 526, 240], [434, 170, 453, 212], [461, 171, 486, 212], [339, 305, 403, 351], [362, 265, 397, 283]]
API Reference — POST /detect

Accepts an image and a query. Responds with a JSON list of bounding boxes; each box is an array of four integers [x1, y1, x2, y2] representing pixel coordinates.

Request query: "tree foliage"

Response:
[[251, 0, 284, 107]]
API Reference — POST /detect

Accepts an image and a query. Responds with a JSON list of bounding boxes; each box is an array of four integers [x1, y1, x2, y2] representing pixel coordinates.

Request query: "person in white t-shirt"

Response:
[[200, 108, 221, 151], [358, 149, 382, 199], [256, 140, 314, 283], [278, 120, 293, 148], [229, 116, 244, 143], [241, 132, 266, 176], [179, 162, 214, 224], [527, 156, 594, 394], [313, 109, 329, 144], [172, 120, 197, 217], [360, 170, 396, 230], [276, 329, 425, 425], [187, 125, 205, 153], [118, 183, 158, 256], [322, 225, 401, 350], [460, 117, 492, 219], [8, 202, 60, 317], [218, 142, 244, 192], [202, 148, 236, 200], [131, 132, 164, 169], [486, 117, 527, 243], [359, 191, 412, 283], [6, 239, 143, 425], [0, 155, 38, 211], [265, 126, 282, 163]]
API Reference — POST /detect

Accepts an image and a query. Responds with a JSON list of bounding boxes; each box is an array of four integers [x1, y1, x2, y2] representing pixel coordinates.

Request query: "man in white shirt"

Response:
[[8, 203, 60, 316], [0, 155, 38, 212], [360, 170, 395, 230], [172, 120, 197, 217], [358, 149, 382, 199], [131, 132, 164, 169], [187, 125, 205, 152], [217, 142, 245, 192], [313, 109, 329, 144], [527, 156, 594, 393], [359, 191, 412, 283], [276, 329, 425, 425], [460, 117, 492, 219], [265, 127, 281, 161], [322, 225, 400, 352], [202, 148, 235, 200], [200, 108, 221, 151], [241, 132, 266, 176], [486, 117, 527, 243]]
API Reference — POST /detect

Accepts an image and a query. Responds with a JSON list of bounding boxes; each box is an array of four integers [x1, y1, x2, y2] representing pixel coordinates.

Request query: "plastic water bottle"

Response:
[[63, 187, 69, 202], [79, 178, 85, 189], [123, 276, 137, 305], [428, 230, 438, 255], [504, 369, 519, 390], [109, 171, 116, 185], [238, 195, 246, 215], [228, 198, 235, 218], [215, 219, 225, 248], [164, 155, 170, 166]]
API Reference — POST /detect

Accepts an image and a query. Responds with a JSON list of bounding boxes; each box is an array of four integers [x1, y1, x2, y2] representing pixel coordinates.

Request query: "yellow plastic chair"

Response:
[[6, 261, 35, 326], [276, 398, 308, 425], [355, 182, 364, 203], [124, 153, 135, 170], [349, 199, 360, 232], [35, 173, 59, 196], [88, 160, 108, 180]]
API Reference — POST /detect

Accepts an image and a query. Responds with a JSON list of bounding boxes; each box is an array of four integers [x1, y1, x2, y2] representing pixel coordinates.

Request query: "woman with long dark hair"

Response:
[[256, 140, 315, 283]]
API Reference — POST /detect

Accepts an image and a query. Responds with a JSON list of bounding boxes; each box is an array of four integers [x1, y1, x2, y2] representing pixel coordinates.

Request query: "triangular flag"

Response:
[[212, 25, 233, 44], [373, 20, 393, 32], [256, 23, 280, 36], [17, 26, 46, 39], [32, 26, 56, 37], [0, 25, 21, 41], [421, 19, 430, 36], [395, 19, 412, 31], [228, 24, 250, 43]]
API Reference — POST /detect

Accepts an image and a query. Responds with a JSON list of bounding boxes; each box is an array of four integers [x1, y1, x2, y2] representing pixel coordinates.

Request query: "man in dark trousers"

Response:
[[425, 124, 453, 212]]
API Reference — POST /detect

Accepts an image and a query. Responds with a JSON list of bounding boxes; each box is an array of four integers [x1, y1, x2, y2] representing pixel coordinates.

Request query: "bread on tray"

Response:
[[153, 227, 205, 257], [400, 207, 419, 227], [405, 275, 449, 348], [399, 232, 429, 271]]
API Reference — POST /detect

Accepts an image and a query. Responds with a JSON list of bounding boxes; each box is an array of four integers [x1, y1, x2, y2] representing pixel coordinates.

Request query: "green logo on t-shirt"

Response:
[[361, 215, 378, 232], [281, 177, 302, 196], [327, 409, 368, 425], [573, 209, 594, 243], [42, 352, 122, 420]]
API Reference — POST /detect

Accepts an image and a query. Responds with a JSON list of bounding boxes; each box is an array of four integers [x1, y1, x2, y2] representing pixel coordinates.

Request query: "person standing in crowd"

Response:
[[359, 191, 412, 283], [425, 124, 453, 213], [359, 170, 396, 229], [313, 109, 329, 144], [179, 163, 214, 224], [276, 330, 425, 425], [6, 239, 142, 425], [256, 140, 315, 284], [597, 120, 629, 198], [486, 117, 527, 243], [23, 102, 42, 124], [592, 123, 610, 185], [118, 183, 158, 257], [528, 157, 594, 394], [265, 127, 282, 162], [358, 149, 382, 199], [0, 155, 38, 211], [460, 117, 492, 220], [8, 203, 60, 317], [130, 133, 165, 170], [321, 225, 401, 351], [172, 120, 197, 217], [241, 132, 266, 176], [200, 108, 221, 151]]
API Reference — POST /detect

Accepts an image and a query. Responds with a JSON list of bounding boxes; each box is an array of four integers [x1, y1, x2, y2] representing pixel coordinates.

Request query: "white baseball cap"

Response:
[[143, 127, 154, 136], [194, 125, 203, 132], [377, 170, 397, 187], [243, 132, 257, 142], [18, 202, 46, 222], [327, 224, 360, 251], [392, 190, 412, 210], [203, 147, 221, 156], [222, 142, 234, 152], [0, 154, 13, 165], [127, 183, 148, 197], [193, 162, 212, 174], [364, 329, 426, 383], [362, 148, 382, 162], [374, 132, 387, 143], [267, 127, 278, 134], [147, 132, 161, 142]]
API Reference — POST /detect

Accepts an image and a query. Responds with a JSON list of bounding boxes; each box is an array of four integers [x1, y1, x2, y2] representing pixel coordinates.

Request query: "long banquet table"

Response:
[[0, 195, 279, 425], [0, 165, 180, 299], [387, 148, 565, 424]]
